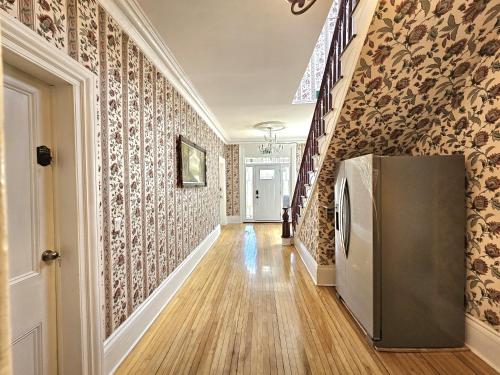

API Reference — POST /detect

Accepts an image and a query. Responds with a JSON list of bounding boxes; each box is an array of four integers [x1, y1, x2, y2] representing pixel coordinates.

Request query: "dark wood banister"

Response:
[[292, 0, 356, 230]]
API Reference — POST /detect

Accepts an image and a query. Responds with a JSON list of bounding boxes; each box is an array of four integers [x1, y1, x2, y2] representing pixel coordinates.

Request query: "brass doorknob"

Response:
[[41, 250, 60, 262]]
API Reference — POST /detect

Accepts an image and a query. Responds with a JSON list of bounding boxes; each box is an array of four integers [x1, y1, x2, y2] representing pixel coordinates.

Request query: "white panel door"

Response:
[[4, 67, 58, 375], [253, 165, 281, 221]]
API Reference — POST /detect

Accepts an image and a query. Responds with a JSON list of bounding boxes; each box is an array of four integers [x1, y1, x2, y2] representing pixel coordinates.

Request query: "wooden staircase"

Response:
[[291, 0, 380, 233]]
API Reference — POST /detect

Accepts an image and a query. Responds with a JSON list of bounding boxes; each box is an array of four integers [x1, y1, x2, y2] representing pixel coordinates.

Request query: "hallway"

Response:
[[117, 224, 495, 374]]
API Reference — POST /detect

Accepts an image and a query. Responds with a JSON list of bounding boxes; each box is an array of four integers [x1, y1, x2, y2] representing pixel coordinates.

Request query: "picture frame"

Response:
[[177, 135, 207, 188]]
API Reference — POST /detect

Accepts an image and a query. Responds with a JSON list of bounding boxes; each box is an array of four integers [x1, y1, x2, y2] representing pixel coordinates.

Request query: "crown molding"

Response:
[[228, 137, 307, 144], [99, 0, 230, 143]]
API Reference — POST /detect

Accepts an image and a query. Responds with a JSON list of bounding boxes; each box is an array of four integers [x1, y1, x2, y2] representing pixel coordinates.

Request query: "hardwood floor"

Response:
[[117, 224, 496, 374]]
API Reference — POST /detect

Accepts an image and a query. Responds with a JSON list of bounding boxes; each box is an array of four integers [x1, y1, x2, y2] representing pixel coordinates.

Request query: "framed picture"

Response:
[[177, 135, 207, 187]]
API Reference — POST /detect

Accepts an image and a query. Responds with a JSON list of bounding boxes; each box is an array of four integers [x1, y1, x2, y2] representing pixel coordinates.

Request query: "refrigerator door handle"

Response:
[[338, 178, 346, 257], [339, 177, 350, 258], [343, 178, 351, 257]]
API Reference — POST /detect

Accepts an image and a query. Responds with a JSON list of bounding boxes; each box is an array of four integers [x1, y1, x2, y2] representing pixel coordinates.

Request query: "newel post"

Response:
[[282, 206, 292, 246]]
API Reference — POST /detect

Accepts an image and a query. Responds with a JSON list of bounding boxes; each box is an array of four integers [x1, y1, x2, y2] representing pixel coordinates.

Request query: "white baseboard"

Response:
[[293, 237, 335, 286], [465, 314, 500, 372], [226, 215, 242, 224], [103, 225, 221, 374], [293, 237, 318, 284], [317, 265, 336, 286]]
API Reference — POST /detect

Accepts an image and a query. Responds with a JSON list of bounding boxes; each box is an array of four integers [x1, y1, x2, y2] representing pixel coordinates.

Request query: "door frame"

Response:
[[218, 156, 227, 225], [2, 15, 103, 375], [252, 164, 282, 222], [244, 163, 290, 222]]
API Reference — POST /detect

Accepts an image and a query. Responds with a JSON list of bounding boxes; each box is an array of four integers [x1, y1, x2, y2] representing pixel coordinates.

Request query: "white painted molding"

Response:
[[103, 225, 221, 374], [98, 0, 229, 143], [226, 216, 242, 224], [317, 265, 336, 286], [293, 237, 318, 285], [229, 138, 308, 144], [465, 315, 500, 372]]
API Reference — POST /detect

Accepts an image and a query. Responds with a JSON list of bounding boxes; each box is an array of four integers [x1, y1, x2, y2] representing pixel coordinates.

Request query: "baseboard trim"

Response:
[[293, 237, 318, 284], [293, 237, 336, 286], [103, 225, 221, 374], [465, 314, 500, 372], [317, 265, 336, 286], [226, 215, 242, 224]]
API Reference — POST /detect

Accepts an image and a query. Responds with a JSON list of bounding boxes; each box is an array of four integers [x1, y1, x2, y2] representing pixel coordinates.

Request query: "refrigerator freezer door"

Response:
[[377, 155, 465, 348], [345, 155, 376, 338]]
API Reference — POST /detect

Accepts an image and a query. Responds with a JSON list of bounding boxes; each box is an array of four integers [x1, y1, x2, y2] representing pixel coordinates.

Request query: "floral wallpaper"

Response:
[[297, 189, 319, 261], [296, 142, 306, 173], [0, 0, 17, 18], [317, 171, 335, 265], [35, 0, 67, 50], [301, 0, 499, 331], [0, 0, 224, 337], [224, 144, 240, 216]]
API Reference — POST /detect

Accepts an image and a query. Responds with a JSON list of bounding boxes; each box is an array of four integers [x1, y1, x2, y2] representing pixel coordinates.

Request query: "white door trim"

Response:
[[218, 156, 227, 225], [1, 15, 103, 375]]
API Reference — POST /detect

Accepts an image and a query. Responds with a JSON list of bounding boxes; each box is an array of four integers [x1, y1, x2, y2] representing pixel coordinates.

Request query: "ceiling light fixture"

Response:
[[254, 122, 286, 155], [286, 0, 317, 15]]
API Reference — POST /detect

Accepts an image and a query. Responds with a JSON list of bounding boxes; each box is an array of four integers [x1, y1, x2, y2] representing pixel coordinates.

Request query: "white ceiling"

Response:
[[138, 0, 332, 142]]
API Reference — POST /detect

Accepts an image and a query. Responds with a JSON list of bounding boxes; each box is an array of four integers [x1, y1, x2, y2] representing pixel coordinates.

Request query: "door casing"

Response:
[[218, 156, 227, 225], [2, 15, 103, 375]]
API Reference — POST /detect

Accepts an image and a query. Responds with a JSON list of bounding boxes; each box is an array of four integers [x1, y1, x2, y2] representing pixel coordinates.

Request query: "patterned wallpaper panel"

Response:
[[297, 189, 319, 261], [224, 144, 240, 216], [308, 0, 499, 331], [0, 0, 224, 336], [296, 142, 306, 173]]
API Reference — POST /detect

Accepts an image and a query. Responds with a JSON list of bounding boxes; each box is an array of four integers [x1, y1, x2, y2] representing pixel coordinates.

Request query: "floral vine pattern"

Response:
[[35, 0, 67, 50], [296, 142, 306, 173], [307, 0, 499, 330], [224, 145, 240, 216], [1, 0, 225, 336], [0, 0, 17, 17], [298, 189, 319, 261]]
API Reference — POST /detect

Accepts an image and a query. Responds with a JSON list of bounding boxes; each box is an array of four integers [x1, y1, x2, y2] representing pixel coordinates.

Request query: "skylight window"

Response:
[[293, 1, 340, 104]]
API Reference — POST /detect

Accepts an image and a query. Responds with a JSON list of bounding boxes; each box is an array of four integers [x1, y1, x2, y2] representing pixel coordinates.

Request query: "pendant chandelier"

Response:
[[258, 127, 284, 155], [286, 0, 317, 15]]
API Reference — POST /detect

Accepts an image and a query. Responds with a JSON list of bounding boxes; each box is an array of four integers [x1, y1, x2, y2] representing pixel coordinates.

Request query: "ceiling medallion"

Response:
[[287, 0, 317, 15], [254, 121, 286, 155]]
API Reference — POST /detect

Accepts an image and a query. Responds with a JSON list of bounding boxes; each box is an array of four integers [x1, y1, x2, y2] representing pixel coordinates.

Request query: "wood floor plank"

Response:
[[116, 224, 496, 375]]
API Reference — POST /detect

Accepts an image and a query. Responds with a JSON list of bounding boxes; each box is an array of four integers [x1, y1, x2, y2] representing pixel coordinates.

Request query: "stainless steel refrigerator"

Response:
[[334, 154, 465, 348]]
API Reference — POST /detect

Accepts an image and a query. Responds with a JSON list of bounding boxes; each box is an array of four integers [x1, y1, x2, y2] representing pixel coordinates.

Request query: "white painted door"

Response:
[[218, 157, 227, 225], [4, 66, 58, 375], [253, 165, 281, 221]]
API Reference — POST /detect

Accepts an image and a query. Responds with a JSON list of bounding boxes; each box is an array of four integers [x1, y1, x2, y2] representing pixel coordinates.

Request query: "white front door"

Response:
[[4, 66, 58, 375], [253, 165, 281, 221]]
